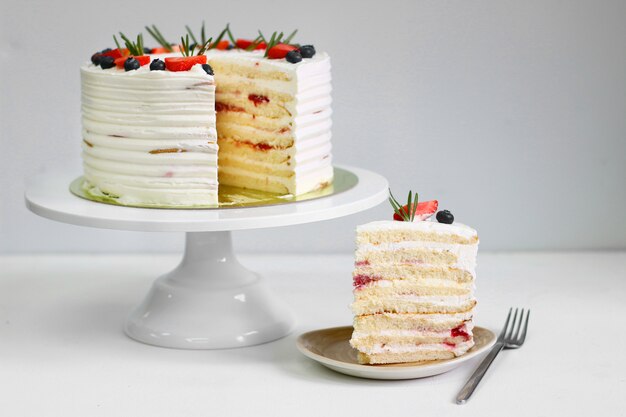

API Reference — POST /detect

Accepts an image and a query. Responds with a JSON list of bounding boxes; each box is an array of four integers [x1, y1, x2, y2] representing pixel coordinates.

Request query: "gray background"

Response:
[[1, 0, 625, 254]]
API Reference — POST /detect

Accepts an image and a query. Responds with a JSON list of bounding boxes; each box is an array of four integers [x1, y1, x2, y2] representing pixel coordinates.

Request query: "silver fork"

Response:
[[456, 308, 530, 404]]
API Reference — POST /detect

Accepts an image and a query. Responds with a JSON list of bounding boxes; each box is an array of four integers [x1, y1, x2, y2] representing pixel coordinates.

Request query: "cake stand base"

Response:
[[124, 231, 295, 349]]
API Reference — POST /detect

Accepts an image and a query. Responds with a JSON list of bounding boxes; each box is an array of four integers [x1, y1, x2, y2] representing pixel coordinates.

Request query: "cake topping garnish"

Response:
[[123, 57, 141, 71], [99, 56, 116, 69], [436, 210, 455, 224], [299, 45, 316, 58], [202, 63, 214, 75], [146, 25, 174, 52], [267, 43, 298, 59], [149, 59, 166, 71], [389, 189, 438, 222], [285, 50, 303, 63]]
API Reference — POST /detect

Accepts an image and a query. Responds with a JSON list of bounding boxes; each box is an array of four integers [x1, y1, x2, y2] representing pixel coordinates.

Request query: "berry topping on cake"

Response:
[[150, 59, 165, 71], [100, 48, 124, 59], [114, 55, 150, 69], [285, 50, 303, 63], [165, 55, 207, 71], [299, 45, 316, 58], [124, 57, 141, 71], [214, 40, 230, 50], [389, 189, 438, 221], [267, 43, 298, 59], [202, 63, 214, 75], [436, 210, 455, 224], [99, 56, 116, 69], [143, 47, 152, 55], [91, 53, 102, 65], [236, 39, 267, 50]]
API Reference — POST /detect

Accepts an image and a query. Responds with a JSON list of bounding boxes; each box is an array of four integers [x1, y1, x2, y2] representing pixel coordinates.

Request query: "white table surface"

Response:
[[1, 252, 624, 416]]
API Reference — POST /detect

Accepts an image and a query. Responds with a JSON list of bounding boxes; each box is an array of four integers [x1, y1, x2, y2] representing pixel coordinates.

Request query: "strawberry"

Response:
[[267, 43, 298, 59], [393, 200, 438, 221], [114, 56, 150, 68], [151, 45, 180, 54], [164, 55, 207, 72], [101, 48, 124, 59], [215, 40, 230, 50], [235, 39, 267, 50]]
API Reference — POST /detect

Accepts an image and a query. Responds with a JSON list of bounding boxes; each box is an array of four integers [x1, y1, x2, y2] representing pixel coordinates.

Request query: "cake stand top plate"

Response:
[[25, 165, 388, 232]]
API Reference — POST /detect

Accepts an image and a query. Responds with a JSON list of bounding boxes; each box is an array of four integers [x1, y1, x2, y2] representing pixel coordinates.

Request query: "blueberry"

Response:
[[99, 56, 115, 69], [436, 210, 454, 224], [226, 44, 234, 50], [150, 59, 166, 71], [285, 50, 302, 63], [299, 45, 316, 58], [143, 47, 152, 54], [124, 57, 140, 71], [189, 43, 197, 51], [202, 63, 214, 75], [91, 53, 102, 65], [100, 48, 112, 53]]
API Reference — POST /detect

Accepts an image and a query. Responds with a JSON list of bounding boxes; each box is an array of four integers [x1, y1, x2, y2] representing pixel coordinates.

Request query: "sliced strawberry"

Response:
[[215, 40, 230, 50], [267, 43, 298, 59], [101, 48, 124, 59], [164, 55, 207, 72], [151, 46, 170, 54], [393, 200, 439, 221], [235, 39, 267, 50], [114, 55, 150, 69], [134, 55, 150, 66]]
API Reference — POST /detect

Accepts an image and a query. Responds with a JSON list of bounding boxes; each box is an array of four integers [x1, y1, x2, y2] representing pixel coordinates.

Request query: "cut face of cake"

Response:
[[209, 50, 333, 195], [350, 212, 479, 365]]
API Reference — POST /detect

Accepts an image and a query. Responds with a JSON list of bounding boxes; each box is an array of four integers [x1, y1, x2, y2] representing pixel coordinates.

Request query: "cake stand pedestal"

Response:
[[25, 166, 388, 349]]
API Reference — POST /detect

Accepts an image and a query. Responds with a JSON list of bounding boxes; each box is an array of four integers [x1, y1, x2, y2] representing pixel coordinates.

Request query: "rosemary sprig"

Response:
[[145, 25, 173, 52], [283, 29, 298, 44], [208, 23, 230, 49], [226, 23, 236, 45], [389, 189, 419, 221], [185, 25, 199, 45], [263, 31, 285, 57], [180, 34, 212, 56], [245, 33, 265, 51], [117, 32, 144, 56]]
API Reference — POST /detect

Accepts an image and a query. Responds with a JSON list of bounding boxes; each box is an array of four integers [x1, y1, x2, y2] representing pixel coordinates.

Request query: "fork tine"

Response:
[[498, 308, 513, 342], [513, 308, 524, 341], [505, 308, 519, 341], [517, 310, 530, 345]]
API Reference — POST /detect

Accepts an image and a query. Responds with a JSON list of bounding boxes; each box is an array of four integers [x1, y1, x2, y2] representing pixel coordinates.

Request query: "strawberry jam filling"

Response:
[[450, 324, 471, 341], [353, 275, 380, 289], [215, 102, 245, 112], [248, 94, 270, 106]]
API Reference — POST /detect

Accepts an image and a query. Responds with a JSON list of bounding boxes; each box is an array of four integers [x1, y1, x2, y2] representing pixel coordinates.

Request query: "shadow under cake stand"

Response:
[[25, 166, 388, 349]]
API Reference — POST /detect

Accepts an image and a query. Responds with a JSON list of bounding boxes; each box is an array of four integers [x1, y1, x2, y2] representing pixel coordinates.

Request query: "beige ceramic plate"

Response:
[[296, 326, 496, 380]]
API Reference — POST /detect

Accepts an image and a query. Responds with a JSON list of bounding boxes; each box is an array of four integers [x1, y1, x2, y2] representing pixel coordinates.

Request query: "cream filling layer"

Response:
[[363, 340, 475, 355]]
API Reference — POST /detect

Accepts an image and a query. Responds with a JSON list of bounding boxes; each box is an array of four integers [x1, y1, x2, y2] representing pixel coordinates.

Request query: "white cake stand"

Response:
[[25, 166, 388, 349]]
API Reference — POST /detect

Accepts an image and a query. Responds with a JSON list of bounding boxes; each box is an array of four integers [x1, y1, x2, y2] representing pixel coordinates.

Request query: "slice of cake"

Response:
[[349, 191, 479, 364]]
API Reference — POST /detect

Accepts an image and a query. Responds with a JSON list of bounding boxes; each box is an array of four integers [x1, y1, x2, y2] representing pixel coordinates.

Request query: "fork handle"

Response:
[[456, 342, 505, 404]]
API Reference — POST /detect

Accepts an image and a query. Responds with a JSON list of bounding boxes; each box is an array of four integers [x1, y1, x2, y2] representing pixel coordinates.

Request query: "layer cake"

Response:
[[350, 197, 479, 364]]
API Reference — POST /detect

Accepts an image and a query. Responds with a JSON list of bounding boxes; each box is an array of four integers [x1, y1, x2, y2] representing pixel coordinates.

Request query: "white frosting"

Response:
[[81, 61, 218, 206], [358, 220, 478, 241]]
